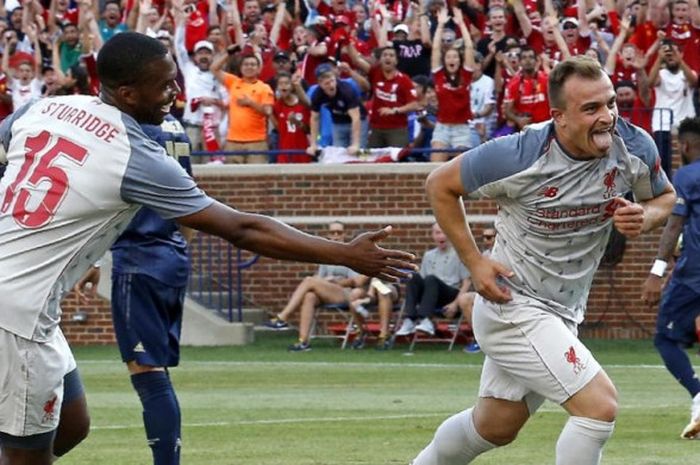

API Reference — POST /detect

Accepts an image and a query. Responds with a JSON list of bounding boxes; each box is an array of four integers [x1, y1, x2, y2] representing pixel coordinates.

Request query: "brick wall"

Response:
[[61, 162, 666, 344]]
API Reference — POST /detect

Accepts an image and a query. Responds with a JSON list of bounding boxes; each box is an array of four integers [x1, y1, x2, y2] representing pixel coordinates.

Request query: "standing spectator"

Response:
[[503, 46, 550, 132], [430, 6, 476, 161], [212, 52, 275, 164], [300, 21, 330, 86], [395, 222, 470, 337], [642, 116, 700, 440], [307, 62, 368, 155], [273, 71, 312, 163], [0, 71, 13, 121], [2, 24, 43, 110], [649, 39, 697, 180], [468, 52, 496, 148], [476, 6, 515, 78], [56, 22, 82, 73], [98, 0, 127, 42], [407, 75, 437, 160], [615, 53, 654, 134], [513, 0, 570, 67], [349, 45, 419, 149], [174, 7, 227, 154], [378, 1, 433, 79]]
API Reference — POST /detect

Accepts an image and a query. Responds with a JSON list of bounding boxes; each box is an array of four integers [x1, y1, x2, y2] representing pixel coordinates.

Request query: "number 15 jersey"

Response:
[[0, 95, 213, 342]]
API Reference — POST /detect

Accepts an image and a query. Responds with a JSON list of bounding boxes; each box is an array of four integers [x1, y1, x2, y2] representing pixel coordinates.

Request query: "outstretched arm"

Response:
[[176, 202, 417, 280]]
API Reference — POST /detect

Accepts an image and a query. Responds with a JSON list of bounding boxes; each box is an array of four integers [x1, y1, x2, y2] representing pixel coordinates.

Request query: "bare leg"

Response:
[[430, 141, 450, 163], [278, 277, 317, 320], [52, 394, 90, 457], [298, 292, 319, 342]]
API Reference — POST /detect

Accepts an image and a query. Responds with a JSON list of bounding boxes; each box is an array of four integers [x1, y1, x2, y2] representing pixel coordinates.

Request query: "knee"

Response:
[[423, 275, 440, 286], [348, 288, 364, 300]]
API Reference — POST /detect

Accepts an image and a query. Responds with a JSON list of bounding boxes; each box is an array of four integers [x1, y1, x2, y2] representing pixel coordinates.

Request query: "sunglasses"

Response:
[[562, 23, 577, 30], [328, 230, 344, 235], [483, 234, 496, 239]]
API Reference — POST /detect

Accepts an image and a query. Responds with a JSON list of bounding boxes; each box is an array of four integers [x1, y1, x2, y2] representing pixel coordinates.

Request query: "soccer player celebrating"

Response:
[[0, 32, 416, 465], [642, 116, 700, 440], [412, 55, 675, 465]]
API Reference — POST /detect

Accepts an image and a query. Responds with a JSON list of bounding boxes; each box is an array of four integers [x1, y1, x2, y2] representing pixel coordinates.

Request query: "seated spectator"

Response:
[[395, 223, 470, 337], [459, 226, 496, 354], [307, 62, 368, 156], [430, 6, 475, 161], [273, 71, 312, 163], [265, 221, 368, 352], [502, 46, 550, 132], [211, 52, 275, 164], [348, 278, 400, 350]]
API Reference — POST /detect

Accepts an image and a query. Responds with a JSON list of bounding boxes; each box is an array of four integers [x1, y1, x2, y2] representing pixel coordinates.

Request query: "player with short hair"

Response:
[[412, 55, 675, 465], [0, 32, 415, 465], [642, 116, 700, 439]]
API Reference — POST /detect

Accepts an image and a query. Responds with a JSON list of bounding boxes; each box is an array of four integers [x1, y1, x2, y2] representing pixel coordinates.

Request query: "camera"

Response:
[[184, 4, 196, 14]]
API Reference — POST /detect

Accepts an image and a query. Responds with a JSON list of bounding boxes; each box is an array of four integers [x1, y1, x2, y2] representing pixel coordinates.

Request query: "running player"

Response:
[[0, 32, 415, 465], [412, 55, 675, 465], [642, 116, 700, 439]]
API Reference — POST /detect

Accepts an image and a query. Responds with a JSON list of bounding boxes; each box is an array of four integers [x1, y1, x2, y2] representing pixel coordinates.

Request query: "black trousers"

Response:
[[403, 274, 459, 320]]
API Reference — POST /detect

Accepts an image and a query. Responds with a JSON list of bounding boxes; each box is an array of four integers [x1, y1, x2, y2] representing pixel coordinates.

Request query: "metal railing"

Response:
[[188, 233, 259, 322]]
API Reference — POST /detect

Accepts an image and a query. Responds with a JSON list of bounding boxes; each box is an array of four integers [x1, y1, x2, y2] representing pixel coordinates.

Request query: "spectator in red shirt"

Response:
[[604, 16, 641, 86], [503, 46, 550, 131], [300, 21, 331, 85], [430, 6, 476, 161], [560, 16, 591, 56], [273, 71, 312, 163], [616, 78, 654, 134], [350, 45, 419, 148]]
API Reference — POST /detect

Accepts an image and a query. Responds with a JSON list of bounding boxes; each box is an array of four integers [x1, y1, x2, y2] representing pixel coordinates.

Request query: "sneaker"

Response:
[[681, 393, 700, 439], [265, 318, 289, 330], [395, 318, 416, 336], [463, 342, 481, 354], [375, 337, 392, 351], [415, 317, 435, 336], [356, 304, 370, 319], [287, 341, 311, 352], [351, 333, 366, 350]]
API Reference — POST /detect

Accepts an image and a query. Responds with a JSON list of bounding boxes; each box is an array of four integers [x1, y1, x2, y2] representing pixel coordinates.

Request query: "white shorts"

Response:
[[0, 327, 76, 437], [472, 293, 601, 410]]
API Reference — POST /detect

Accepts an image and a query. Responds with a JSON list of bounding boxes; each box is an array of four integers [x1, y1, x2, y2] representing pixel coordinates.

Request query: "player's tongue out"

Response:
[[591, 128, 612, 152]]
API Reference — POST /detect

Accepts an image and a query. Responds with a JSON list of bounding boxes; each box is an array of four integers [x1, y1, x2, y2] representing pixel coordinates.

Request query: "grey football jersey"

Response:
[[460, 119, 669, 323]]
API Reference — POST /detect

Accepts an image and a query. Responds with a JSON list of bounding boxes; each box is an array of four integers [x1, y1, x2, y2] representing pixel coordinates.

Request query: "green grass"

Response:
[[68, 334, 699, 465]]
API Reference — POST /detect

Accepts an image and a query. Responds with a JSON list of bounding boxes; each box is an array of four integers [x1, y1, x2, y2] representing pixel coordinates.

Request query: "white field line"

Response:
[[90, 402, 683, 431], [77, 360, 675, 370]]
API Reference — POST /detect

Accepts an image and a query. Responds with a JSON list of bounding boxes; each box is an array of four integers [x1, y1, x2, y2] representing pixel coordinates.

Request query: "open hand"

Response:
[[344, 226, 417, 281]]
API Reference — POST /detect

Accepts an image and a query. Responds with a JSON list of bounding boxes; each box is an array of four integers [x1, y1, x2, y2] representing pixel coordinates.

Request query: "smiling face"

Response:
[[552, 73, 617, 159], [126, 55, 181, 124]]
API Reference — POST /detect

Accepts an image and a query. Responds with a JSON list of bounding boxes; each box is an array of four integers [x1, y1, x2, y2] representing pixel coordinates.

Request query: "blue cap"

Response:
[[315, 63, 334, 78]]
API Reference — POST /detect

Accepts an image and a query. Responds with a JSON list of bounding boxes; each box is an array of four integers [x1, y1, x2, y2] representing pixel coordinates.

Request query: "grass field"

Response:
[[67, 333, 699, 465]]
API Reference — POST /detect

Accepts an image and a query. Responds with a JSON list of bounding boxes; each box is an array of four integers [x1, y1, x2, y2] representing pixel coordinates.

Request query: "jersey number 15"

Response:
[[1, 130, 88, 228]]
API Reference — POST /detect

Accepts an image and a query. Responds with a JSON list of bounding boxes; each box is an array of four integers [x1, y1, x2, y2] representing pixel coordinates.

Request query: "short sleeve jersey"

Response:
[[460, 119, 669, 323], [0, 95, 214, 341], [419, 246, 470, 288], [669, 159, 700, 288]]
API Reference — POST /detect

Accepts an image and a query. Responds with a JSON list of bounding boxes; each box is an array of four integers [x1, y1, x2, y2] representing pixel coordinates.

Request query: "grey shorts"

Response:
[[472, 293, 601, 411]]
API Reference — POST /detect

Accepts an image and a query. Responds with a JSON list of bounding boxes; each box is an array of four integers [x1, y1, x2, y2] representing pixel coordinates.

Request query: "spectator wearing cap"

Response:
[[174, 6, 228, 155], [212, 52, 275, 163], [98, 0, 127, 42], [502, 45, 550, 132], [559, 1, 593, 57], [349, 45, 419, 148], [468, 51, 495, 148], [273, 71, 312, 163], [307, 62, 368, 156], [267, 51, 294, 90], [649, 38, 697, 180], [430, 6, 476, 161], [376, 5, 433, 79]]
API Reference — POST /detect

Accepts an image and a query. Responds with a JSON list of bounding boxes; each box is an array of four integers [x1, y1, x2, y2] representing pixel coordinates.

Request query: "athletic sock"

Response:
[[131, 371, 182, 465], [555, 416, 614, 465], [411, 408, 496, 465], [655, 333, 700, 397]]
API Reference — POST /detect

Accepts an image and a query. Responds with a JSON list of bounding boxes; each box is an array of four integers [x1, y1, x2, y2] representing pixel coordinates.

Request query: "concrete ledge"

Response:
[[181, 298, 255, 346]]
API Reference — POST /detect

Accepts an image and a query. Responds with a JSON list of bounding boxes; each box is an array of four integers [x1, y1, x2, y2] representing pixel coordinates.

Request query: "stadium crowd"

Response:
[[0, 0, 697, 168]]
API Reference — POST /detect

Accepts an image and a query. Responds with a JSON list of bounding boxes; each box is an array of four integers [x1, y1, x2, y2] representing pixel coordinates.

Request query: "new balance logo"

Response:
[[538, 186, 559, 198]]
